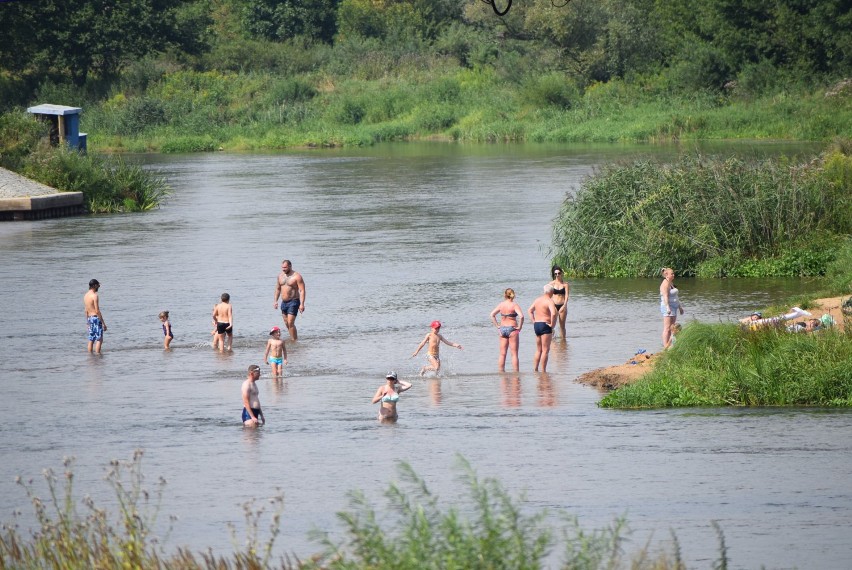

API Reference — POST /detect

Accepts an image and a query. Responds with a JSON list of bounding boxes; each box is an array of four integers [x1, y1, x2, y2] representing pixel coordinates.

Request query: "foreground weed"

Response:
[[311, 455, 718, 570], [0, 450, 170, 569], [2, 453, 735, 569]]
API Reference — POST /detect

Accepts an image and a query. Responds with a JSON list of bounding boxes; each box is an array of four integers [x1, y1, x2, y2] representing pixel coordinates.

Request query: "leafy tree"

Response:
[[653, 0, 852, 81], [337, 0, 461, 42], [240, 0, 340, 43], [0, 0, 211, 86]]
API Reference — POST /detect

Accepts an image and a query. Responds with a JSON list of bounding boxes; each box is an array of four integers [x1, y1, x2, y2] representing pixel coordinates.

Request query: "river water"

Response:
[[1, 142, 849, 569]]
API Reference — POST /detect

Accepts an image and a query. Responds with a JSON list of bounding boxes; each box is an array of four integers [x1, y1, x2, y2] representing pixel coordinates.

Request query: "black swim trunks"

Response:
[[534, 322, 553, 336]]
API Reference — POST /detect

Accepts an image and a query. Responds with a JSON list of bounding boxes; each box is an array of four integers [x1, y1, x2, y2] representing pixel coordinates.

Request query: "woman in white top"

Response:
[[659, 267, 684, 348]]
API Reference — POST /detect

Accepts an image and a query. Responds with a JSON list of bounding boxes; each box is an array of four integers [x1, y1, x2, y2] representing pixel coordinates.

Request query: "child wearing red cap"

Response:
[[264, 326, 288, 378], [411, 320, 463, 376]]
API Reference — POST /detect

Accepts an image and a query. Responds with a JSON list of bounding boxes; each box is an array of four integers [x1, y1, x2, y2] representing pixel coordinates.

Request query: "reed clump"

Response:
[[551, 142, 852, 278]]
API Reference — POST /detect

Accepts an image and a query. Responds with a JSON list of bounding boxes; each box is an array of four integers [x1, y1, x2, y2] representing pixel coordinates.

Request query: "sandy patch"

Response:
[[576, 296, 849, 391]]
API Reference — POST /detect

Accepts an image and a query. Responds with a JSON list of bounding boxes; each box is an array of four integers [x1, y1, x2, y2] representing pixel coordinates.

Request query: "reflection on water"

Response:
[[0, 142, 848, 569]]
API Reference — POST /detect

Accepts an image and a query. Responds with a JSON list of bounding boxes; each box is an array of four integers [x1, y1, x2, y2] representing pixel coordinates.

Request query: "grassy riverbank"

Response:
[[599, 242, 852, 409], [552, 141, 852, 278], [1, 453, 723, 569], [39, 68, 852, 153], [3, 0, 850, 153]]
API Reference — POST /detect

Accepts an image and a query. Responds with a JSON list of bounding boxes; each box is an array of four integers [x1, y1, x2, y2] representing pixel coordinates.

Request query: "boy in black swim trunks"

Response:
[[212, 293, 233, 351]]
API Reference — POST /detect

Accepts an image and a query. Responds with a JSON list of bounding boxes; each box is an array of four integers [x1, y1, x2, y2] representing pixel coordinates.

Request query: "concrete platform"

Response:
[[0, 167, 85, 221]]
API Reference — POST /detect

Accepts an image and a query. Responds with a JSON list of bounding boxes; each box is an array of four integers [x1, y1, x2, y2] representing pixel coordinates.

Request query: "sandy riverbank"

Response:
[[577, 296, 848, 391]]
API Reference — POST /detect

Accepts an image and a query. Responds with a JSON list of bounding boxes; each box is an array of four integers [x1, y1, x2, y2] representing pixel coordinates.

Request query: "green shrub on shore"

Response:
[[600, 323, 852, 409], [20, 143, 169, 213], [0, 112, 47, 170], [2, 453, 731, 570], [551, 144, 852, 278]]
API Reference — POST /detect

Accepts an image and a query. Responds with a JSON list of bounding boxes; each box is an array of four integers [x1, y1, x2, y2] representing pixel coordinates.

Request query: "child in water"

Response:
[[264, 326, 288, 377], [411, 320, 463, 376], [159, 311, 173, 349]]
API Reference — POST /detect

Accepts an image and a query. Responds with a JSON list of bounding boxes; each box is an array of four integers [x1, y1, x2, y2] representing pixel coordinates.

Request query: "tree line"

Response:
[[1, 0, 850, 105]]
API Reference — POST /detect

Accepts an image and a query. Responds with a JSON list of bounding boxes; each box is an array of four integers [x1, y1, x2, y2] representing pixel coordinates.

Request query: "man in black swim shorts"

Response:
[[528, 285, 558, 372]]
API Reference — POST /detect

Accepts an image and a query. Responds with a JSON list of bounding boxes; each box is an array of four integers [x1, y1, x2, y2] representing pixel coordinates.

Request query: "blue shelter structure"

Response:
[[26, 104, 87, 152]]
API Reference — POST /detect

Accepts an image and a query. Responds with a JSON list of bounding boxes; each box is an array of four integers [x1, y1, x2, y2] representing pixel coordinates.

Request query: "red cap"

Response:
[[269, 326, 281, 334], [430, 320, 442, 329]]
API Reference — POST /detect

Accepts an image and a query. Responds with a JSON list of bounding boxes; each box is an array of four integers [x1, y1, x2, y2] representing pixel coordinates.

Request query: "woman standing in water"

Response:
[[548, 266, 569, 338], [371, 371, 412, 422], [489, 288, 524, 371], [660, 267, 684, 348]]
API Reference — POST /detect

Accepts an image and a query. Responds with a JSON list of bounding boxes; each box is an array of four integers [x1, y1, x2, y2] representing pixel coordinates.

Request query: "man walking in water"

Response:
[[273, 259, 306, 340], [528, 284, 558, 372], [84, 279, 107, 353]]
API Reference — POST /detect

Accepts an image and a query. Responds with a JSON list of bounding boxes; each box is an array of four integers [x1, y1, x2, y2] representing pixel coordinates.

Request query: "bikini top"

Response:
[[381, 392, 399, 403], [552, 287, 566, 296], [500, 311, 518, 319]]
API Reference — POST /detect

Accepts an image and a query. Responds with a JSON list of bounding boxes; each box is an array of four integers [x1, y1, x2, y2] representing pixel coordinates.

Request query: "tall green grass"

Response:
[[2, 453, 734, 569], [551, 143, 852, 278], [600, 323, 852, 409], [40, 46, 849, 152], [19, 143, 169, 213]]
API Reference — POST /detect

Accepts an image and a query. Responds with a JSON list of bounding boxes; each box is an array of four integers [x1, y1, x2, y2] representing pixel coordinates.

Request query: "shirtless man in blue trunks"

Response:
[[273, 259, 306, 341], [84, 279, 107, 354], [528, 284, 558, 372]]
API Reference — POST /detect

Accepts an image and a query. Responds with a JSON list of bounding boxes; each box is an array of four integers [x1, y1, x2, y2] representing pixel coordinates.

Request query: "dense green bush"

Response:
[[523, 72, 580, 109], [0, 112, 47, 170], [18, 142, 169, 212], [551, 145, 852, 278]]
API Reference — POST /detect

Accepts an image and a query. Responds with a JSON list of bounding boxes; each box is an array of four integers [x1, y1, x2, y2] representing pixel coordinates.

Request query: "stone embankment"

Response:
[[0, 167, 84, 220]]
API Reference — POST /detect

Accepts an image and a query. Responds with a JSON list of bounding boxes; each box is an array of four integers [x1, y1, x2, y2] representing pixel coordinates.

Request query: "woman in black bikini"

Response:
[[548, 266, 569, 339]]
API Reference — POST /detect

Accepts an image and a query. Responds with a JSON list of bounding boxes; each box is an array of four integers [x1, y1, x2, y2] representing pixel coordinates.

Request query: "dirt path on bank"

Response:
[[576, 296, 849, 391]]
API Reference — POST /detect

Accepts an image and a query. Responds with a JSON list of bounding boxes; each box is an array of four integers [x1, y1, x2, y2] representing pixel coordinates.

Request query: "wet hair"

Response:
[[504, 288, 515, 300], [221, 292, 230, 302], [543, 284, 554, 294], [159, 311, 169, 320], [551, 265, 563, 277], [88, 279, 100, 289]]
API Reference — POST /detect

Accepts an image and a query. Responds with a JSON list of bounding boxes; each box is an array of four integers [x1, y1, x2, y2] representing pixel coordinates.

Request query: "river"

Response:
[[1, 142, 849, 569]]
